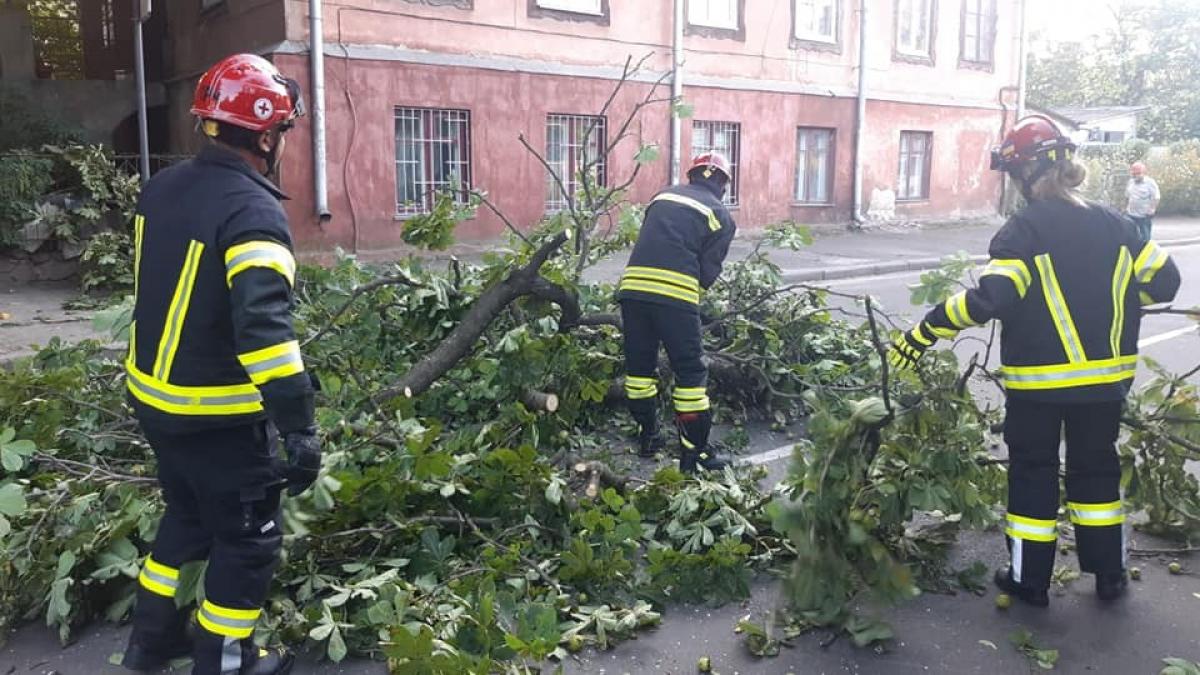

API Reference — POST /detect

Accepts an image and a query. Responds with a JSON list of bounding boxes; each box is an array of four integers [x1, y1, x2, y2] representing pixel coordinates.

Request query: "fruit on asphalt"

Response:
[[1168, 562, 1182, 575], [566, 635, 584, 653], [697, 656, 712, 672], [1129, 567, 1142, 580], [995, 593, 1012, 609]]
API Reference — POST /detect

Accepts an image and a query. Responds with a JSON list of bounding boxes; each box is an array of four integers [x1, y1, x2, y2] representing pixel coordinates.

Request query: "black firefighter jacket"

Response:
[[913, 198, 1181, 403], [126, 144, 314, 434], [616, 182, 737, 311]]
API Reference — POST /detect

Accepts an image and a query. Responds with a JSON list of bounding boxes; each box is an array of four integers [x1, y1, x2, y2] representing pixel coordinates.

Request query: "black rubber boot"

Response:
[[629, 398, 663, 458], [638, 430, 665, 458], [1095, 570, 1128, 602], [676, 411, 729, 473], [192, 631, 295, 675], [122, 588, 192, 671], [994, 567, 1050, 608]]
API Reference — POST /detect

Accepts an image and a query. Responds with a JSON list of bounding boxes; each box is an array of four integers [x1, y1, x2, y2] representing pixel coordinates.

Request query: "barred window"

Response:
[[394, 107, 472, 216], [898, 131, 932, 201], [692, 120, 741, 206], [545, 113, 606, 213], [795, 127, 835, 204]]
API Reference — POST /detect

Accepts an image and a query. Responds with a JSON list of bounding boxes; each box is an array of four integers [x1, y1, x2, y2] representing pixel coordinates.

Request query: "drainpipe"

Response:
[[670, 0, 684, 184], [310, 0, 332, 222], [133, 0, 151, 184], [1015, 0, 1028, 118], [851, 0, 868, 224]]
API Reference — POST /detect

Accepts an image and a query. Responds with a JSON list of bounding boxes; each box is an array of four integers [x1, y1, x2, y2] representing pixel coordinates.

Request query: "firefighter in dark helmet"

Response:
[[617, 152, 738, 473], [120, 54, 319, 675], [889, 115, 1180, 608]]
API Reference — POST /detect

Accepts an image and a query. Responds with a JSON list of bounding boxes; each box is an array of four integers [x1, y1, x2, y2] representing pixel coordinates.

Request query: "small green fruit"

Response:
[[566, 635, 584, 653], [558, 430, 570, 440], [697, 656, 712, 672], [1129, 567, 1142, 580], [1168, 562, 1183, 575], [995, 593, 1012, 609], [577, 592, 589, 604]]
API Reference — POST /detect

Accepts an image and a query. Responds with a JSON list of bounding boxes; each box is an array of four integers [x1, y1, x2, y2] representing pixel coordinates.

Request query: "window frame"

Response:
[[544, 113, 608, 214], [958, 0, 996, 69], [685, 0, 745, 41], [794, 127, 836, 205], [393, 106, 474, 218], [691, 120, 742, 207], [100, 0, 115, 48], [897, 131, 933, 202], [791, 0, 842, 52], [528, 0, 610, 25], [893, 0, 937, 65]]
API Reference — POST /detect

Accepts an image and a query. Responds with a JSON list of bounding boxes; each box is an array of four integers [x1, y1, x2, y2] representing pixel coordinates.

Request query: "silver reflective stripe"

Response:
[[1137, 246, 1168, 283], [221, 637, 243, 672], [155, 242, 203, 379], [1011, 538, 1023, 583], [1036, 254, 1085, 363], [1071, 507, 1123, 523], [1006, 520, 1056, 538], [651, 193, 721, 231], [226, 248, 294, 277], [128, 374, 263, 407], [141, 568, 178, 590], [242, 350, 302, 376], [1003, 361, 1136, 384], [1110, 247, 1132, 358], [200, 607, 258, 633]]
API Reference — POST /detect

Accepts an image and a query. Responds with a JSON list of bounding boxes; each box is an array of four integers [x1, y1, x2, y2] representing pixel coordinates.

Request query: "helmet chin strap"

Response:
[[1012, 156, 1055, 202]]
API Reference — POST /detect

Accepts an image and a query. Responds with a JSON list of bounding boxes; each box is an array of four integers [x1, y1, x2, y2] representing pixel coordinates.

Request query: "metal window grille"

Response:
[[692, 120, 741, 206], [545, 113, 606, 213], [795, 128, 834, 204], [898, 131, 932, 201], [794, 0, 837, 42], [394, 107, 472, 216], [896, 0, 932, 55], [100, 0, 114, 47], [689, 0, 738, 29], [961, 0, 995, 63]]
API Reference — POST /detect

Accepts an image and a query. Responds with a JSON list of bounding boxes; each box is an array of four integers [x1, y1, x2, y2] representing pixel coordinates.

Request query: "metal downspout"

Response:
[[310, 0, 332, 221], [851, 0, 868, 224], [670, 0, 684, 184]]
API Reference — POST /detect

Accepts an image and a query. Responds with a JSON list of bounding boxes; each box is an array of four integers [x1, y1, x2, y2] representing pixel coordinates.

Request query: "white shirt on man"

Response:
[[1126, 177, 1160, 217]]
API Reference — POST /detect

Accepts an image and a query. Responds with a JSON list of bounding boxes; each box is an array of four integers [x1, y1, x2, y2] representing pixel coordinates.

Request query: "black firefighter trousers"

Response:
[[620, 299, 712, 449], [1003, 398, 1126, 590], [131, 421, 284, 665]]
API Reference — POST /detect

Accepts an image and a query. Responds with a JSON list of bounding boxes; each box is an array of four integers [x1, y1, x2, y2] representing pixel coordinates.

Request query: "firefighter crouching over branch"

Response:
[[617, 152, 738, 473], [121, 54, 320, 675], [889, 114, 1181, 608]]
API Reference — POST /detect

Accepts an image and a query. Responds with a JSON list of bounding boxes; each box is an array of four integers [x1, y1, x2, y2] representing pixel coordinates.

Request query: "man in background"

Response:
[[1125, 161, 1160, 242]]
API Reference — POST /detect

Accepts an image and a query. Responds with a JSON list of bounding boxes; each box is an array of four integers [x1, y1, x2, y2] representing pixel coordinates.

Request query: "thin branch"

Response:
[[472, 191, 532, 247], [864, 296, 894, 424], [520, 132, 576, 220], [302, 273, 424, 347]]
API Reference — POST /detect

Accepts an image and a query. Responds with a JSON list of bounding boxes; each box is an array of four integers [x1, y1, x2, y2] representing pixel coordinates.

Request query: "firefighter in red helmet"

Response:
[[121, 54, 317, 674], [889, 114, 1180, 607], [617, 152, 738, 473]]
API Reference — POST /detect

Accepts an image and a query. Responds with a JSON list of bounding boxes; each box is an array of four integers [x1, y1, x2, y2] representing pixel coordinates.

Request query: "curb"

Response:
[[780, 236, 1200, 284]]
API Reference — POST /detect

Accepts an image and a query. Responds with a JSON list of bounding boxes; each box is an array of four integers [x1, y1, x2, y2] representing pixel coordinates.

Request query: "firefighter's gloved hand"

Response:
[[888, 330, 929, 371], [282, 428, 322, 496]]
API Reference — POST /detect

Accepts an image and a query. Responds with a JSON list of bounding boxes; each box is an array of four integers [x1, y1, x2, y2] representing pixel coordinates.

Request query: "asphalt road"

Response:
[[3, 245, 1198, 675]]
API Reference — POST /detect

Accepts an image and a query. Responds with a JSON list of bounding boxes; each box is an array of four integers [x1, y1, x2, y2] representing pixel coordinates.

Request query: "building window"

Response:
[[689, 0, 739, 30], [895, 0, 934, 59], [535, 0, 601, 14], [795, 128, 835, 204], [898, 131, 932, 201], [960, 0, 995, 65], [100, 0, 115, 48], [545, 114, 606, 213], [692, 120, 741, 207], [394, 107, 472, 217], [794, 0, 838, 44]]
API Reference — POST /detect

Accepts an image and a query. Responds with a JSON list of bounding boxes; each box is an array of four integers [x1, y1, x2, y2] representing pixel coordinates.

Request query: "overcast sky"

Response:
[[1027, 0, 1121, 53]]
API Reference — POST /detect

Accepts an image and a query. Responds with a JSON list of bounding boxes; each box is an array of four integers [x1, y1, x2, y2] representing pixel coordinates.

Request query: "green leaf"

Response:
[[56, 551, 77, 579], [0, 483, 27, 517], [327, 626, 348, 662], [673, 101, 695, 119], [634, 144, 661, 165]]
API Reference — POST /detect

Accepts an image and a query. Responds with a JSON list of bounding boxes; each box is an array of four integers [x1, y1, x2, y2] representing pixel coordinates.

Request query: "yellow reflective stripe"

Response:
[[138, 557, 180, 598], [152, 240, 205, 381], [133, 215, 145, 295], [1139, 291, 1155, 306], [943, 291, 976, 329], [651, 193, 721, 232], [1035, 254, 1086, 364], [1001, 356, 1137, 390], [673, 387, 707, 398], [1005, 513, 1058, 542], [618, 279, 700, 305], [1068, 501, 1125, 527], [1110, 247, 1132, 359], [237, 340, 304, 386], [981, 258, 1031, 298], [198, 600, 260, 639], [224, 240, 296, 288], [679, 434, 696, 449], [144, 557, 179, 580], [1133, 241, 1168, 284], [927, 325, 958, 340], [139, 570, 176, 598], [909, 324, 934, 346], [623, 266, 700, 291], [674, 399, 711, 412], [624, 376, 657, 386], [125, 360, 264, 416], [625, 378, 658, 400]]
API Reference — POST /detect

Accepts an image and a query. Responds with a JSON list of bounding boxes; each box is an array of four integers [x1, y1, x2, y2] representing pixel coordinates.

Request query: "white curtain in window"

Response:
[[794, 0, 837, 41], [689, 0, 738, 29], [536, 0, 603, 14]]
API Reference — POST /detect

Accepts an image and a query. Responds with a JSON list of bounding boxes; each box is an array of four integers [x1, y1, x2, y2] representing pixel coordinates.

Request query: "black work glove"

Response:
[[888, 328, 930, 371], [282, 427, 322, 496]]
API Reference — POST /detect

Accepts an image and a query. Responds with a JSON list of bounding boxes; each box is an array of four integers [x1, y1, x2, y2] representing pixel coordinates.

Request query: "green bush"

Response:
[[1079, 140, 1200, 215], [0, 153, 55, 247], [0, 84, 80, 152]]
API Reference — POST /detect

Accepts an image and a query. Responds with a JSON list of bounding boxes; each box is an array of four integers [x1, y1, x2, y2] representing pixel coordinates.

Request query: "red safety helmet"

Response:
[[190, 54, 304, 134], [688, 152, 732, 182], [991, 114, 1075, 173]]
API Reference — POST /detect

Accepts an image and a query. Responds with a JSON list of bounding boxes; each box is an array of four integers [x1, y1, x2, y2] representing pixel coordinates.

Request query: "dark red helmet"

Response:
[[688, 152, 732, 181], [991, 114, 1075, 172], [191, 54, 304, 133]]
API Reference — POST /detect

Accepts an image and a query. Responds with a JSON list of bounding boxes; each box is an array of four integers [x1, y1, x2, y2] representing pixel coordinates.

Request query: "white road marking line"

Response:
[[738, 325, 1199, 468], [1138, 324, 1199, 349]]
